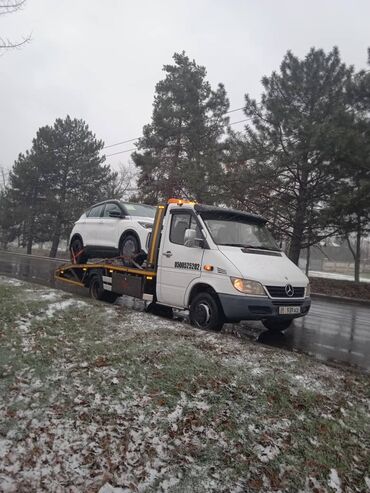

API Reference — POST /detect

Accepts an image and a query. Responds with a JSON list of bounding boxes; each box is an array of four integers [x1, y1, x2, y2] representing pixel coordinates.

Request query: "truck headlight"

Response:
[[138, 221, 153, 229], [305, 283, 311, 297], [231, 277, 267, 296]]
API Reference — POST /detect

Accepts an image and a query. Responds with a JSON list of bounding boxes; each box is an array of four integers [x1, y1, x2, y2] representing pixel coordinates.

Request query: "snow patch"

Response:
[[328, 469, 341, 493], [167, 405, 183, 423], [42, 299, 88, 318], [98, 483, 127, 493], [254, 444, 280, 463], [38, 291, 61, 301], [0, 276, 23, 286]]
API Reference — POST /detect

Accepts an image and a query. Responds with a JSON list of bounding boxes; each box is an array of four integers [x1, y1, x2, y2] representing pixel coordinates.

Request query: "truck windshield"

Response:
[[202, 216, 279, 251]]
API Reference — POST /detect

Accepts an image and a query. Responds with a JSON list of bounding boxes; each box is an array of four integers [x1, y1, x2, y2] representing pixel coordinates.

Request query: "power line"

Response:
[[105, 118, 253, 159], [229, 118, 250, 126], [103, 137, 138, 150], [226, 106, 245, 114], [105, 148, 137, 158], [102, 105, 248, 150]]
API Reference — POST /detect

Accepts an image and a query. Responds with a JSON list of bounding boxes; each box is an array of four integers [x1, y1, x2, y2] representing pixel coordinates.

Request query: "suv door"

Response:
[[100, 202, 124, 249], [84, 203, 105, 246], [157, 210, 204, 308]]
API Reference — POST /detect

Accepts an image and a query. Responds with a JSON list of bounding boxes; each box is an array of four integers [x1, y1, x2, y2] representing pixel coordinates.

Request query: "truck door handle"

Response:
[[163, 251, 172, 257]]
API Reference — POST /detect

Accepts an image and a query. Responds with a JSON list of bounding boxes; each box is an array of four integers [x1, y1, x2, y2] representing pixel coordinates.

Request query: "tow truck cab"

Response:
[[155, 201, 311, 331], [56, 199, 311, 332]]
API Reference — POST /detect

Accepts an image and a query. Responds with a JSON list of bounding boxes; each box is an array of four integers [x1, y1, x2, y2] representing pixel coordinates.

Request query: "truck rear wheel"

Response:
[[262, 318, 293, 332], [89, 274, 119, 304], [189, 292, 224, 332]]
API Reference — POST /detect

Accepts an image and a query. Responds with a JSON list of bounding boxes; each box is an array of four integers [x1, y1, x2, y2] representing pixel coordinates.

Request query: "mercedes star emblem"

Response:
[[285, 284, 294, 297]]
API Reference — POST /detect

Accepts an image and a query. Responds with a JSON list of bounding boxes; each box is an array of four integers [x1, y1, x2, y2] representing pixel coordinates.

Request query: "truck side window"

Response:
[[190, 216, 202, 238], [170, 214, 191, 245]]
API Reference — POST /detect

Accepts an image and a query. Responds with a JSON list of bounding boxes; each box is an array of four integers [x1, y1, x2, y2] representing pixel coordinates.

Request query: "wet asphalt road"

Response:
[[0, 250, 369, 372]]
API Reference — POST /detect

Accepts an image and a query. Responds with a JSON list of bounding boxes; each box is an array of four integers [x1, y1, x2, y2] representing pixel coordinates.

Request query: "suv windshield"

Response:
[[201, 213, 279, 251], [121, 203, 156, 218]]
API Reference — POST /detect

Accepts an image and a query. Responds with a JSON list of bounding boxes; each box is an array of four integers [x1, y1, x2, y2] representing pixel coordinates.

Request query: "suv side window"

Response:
[[103, 203, 121, 217], [87, 204, 104, 218]]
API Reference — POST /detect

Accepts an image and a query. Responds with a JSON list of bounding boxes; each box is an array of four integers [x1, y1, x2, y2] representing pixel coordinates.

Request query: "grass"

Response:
[[0, 276, 369, 492]]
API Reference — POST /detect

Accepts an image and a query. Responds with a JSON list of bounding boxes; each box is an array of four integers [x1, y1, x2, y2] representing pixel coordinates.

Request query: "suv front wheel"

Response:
[[119, 234, 140, 263]]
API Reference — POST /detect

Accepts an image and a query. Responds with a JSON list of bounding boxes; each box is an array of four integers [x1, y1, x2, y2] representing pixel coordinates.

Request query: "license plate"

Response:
[[279, 306, 301, 315]]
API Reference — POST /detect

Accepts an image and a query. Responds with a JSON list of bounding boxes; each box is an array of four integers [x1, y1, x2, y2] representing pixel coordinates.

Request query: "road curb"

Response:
[[311, 292, 370, 306]]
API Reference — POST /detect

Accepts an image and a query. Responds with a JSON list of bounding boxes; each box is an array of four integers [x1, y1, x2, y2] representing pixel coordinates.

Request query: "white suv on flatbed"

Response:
[[69, 200, 155, 263]]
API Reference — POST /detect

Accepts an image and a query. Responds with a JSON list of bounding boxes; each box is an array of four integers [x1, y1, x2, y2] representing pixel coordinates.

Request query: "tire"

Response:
[[70, 237, 88, 264], [89, 274, 119, 303], [262, 318, 293, 332], [189, 292, 224, 332], [119, 234, 140, 264]]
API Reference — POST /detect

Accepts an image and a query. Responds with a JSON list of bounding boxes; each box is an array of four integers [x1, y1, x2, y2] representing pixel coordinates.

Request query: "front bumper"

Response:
[[218, 293, 311, 322]]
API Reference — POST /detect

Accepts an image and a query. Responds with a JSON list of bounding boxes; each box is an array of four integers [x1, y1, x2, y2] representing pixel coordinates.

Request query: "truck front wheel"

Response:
[[189, 292, 224, 332], [262, 318, 293, 332]]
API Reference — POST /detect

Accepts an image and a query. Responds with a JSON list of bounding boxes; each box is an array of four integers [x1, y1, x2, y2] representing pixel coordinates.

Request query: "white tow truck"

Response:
[[56, 199, 311, 332]]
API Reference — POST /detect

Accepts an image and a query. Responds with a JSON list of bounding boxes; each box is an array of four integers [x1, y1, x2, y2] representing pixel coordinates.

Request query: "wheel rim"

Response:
[[122, 238, 137, 256], [91, 279, 99, 299], [194, 301, 211, 327], [71, 239, 83, 261]]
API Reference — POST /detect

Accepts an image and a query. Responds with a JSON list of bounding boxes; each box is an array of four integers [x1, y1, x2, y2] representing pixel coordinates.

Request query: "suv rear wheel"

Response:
[[70, 237, 88, 264]]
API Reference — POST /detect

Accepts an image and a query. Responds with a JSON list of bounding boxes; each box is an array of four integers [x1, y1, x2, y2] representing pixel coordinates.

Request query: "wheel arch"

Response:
[[69, 233, 83, 247], [187, 282, 225, 316], [84, 268, 102, 288], [118, 229, 141, 250]]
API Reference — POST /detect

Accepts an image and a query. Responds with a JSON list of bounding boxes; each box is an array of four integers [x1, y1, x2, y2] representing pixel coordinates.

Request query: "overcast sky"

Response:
[[1, 0, 369, 173]]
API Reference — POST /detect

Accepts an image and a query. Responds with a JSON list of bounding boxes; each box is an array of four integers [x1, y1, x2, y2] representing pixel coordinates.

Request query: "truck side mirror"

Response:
[[184, 228, 204, 248]]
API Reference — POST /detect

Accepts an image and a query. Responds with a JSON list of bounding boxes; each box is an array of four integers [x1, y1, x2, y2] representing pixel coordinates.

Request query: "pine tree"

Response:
[[132, 52, 229, 203], [7, 116, 117, 256], [8, 152, 49, 253], [225, 47, 353, 264], [328, 58, 370, 281], [32, 116, 116, 257]]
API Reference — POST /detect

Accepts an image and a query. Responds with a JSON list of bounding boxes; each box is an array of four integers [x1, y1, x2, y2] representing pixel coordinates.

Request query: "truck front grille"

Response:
[[266, 286, 305, 298]]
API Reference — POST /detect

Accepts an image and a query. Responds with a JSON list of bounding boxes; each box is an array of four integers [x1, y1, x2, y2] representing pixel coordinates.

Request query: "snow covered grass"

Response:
[[0, 275, 369, 492]]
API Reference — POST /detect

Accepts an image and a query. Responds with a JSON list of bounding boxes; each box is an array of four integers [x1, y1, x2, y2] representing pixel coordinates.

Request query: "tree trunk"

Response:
[[26, 234, 33, 254], [26, 216, 35, 254], [288, 209, 305, 265], [287, 172, 308, 265], [305, 246, 310, 276], [49, 222, 61, 258], [354, 218, 361, 283]]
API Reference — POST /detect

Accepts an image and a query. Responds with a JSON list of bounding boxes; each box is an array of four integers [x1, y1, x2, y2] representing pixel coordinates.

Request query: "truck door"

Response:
[[157, 210, 204, 308]]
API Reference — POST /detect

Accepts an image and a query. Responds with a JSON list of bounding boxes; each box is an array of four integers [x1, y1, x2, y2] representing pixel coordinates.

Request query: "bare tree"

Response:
[[0, 166, 8, 191], [0, 0, 30, 51], [102, 162, 138, 201]]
